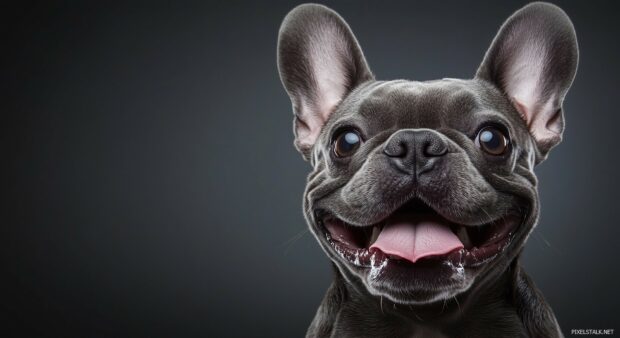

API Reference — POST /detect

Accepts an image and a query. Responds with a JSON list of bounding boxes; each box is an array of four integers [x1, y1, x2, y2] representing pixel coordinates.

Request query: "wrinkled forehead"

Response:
[[331, 79, 516, 133]]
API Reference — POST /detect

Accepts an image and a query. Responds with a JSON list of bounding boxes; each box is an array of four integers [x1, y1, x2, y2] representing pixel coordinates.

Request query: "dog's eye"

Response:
[[334, 130, 362, 157], [476, 126, 509, 155]]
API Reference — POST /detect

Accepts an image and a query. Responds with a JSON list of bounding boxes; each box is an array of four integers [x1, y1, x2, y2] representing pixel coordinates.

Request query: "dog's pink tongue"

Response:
[[370, 219, 463, 263]]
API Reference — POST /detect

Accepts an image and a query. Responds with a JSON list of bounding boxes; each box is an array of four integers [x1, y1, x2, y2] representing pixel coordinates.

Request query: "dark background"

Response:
[[3, 1, 619, 336]]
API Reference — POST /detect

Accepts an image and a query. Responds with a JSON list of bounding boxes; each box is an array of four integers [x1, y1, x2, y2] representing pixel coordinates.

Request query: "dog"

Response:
[[277, 2, 578, 337]]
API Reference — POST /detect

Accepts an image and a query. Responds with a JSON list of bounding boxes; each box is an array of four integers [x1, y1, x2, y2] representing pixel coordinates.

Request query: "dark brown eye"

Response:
[[476, 126, 509, 155], [334, 130, 362, 157]]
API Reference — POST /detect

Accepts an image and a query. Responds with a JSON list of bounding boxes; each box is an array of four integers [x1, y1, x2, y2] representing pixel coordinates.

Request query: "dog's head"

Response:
[[277, 3, 577, 305]]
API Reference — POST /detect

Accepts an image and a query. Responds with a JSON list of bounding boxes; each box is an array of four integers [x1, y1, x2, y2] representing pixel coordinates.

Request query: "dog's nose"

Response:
[[383, 129, 448, 175]]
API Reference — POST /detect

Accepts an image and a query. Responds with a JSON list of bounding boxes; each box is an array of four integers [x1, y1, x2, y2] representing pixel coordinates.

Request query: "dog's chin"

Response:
[[315, 199, 521, 305]]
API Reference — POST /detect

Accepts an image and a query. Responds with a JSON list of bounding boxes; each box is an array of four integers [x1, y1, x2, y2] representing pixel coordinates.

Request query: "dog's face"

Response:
[[278, 3, 577, 305]]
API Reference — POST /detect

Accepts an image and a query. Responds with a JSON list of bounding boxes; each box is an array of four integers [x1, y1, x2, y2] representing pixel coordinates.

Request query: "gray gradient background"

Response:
[[3, 1, 619, 336]]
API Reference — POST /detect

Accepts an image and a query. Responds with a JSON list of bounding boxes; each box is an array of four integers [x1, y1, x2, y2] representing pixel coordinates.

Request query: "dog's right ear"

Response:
[[278, 4, 374, 160]]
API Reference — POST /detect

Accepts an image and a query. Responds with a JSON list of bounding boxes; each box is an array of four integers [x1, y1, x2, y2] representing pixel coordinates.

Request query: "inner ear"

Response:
[[278, 4, 374, 159], [475, 2, 578, 159]]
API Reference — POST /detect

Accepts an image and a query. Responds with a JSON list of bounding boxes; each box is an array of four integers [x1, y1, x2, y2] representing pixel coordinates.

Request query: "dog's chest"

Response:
[[408, 325, 449, 338]]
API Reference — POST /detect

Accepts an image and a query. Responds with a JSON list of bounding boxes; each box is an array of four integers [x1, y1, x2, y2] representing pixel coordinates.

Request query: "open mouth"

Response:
[[318, 199, 518, 269]]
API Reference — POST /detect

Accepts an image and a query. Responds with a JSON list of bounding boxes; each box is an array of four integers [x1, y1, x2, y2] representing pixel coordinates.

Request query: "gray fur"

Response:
[[277, 3, 577, 337]]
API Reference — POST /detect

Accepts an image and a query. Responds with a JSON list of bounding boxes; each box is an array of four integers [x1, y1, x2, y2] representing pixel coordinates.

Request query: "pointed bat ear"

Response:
[[476, 2, 578, 161], [277, 4, 374, 160]]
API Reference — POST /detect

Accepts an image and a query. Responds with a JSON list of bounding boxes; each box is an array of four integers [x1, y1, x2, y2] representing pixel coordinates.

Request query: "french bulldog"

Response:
[[277, 2, 578, 337]]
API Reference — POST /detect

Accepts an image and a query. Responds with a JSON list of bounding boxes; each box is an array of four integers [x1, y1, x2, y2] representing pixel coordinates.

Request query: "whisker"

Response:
[[532, 228, 561, 255], [453, 296, 461, 314], [282, 228, 309, 255], [440, 299, 447, 314], [479, 206, 495, 224]]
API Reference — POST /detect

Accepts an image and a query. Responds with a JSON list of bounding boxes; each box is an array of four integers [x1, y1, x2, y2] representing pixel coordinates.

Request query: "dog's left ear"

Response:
[[476, 2, 578, 161]]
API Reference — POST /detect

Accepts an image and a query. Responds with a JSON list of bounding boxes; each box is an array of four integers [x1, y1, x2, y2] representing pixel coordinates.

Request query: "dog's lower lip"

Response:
[[319, 210, 517, 269]]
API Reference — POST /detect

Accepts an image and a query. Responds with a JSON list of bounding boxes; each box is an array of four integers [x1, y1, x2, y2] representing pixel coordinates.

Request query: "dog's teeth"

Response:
[[456, 227, 473, 249], [369, 225, 381, 245]]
